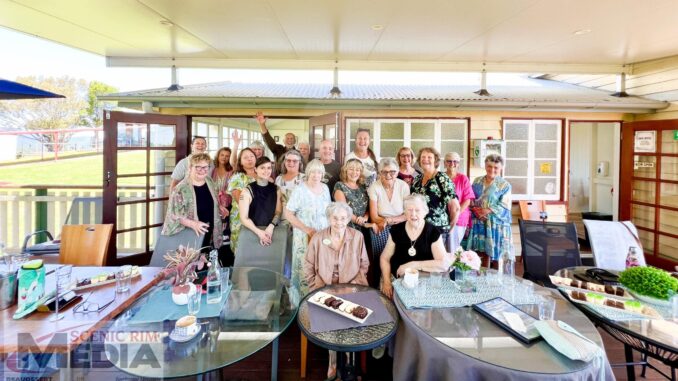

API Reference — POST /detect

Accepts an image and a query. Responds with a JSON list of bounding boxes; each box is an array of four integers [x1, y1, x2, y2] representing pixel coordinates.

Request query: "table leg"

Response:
[[624, 344, 636, 381], [271, 337, 279, 381]]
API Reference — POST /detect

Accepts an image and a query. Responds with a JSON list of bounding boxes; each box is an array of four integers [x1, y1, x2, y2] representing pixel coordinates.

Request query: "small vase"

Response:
[[171, 283, 197, 305]]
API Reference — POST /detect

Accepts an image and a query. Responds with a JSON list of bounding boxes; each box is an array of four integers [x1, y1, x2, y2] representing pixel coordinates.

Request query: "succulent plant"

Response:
[[161, 245, 208, 288]]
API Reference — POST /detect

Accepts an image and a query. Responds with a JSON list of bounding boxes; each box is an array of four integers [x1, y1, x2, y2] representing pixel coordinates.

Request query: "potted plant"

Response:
[[161, 245, 208, 305], [450, 247, 481, 280], [619, 266, 678, 305]]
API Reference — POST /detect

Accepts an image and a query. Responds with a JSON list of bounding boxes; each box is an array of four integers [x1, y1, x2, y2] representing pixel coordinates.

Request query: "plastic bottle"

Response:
[[625, 246, 640, 268]]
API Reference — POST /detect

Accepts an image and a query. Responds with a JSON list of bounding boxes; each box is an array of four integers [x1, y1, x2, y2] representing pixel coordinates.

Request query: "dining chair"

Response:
[[59, 224, 113, 266], [519, 219, 582, 287], [233, 224, 292, 277], [519, 200, 568, 222], [582, 220, 646, 271], [149, 228, 205, 267]]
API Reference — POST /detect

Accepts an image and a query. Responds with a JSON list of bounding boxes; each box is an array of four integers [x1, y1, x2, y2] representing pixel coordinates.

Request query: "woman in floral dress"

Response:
[[227, 148, 256, 254], [284, 159, 331, 294]]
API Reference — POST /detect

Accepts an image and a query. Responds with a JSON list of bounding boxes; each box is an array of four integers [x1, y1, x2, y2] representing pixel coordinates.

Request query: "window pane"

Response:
[[411, 123, 435, 139], [632, 180, 655, 203], [149, 124, 176, 147], [117, 202, 147, 230], [658, 234, 678, 262], [149, 200, 169, 226], [506, 142, 528, 158], [660, 156, 678, 181], [534, 123, 558, 140], [349, 121, 374, 138], [659, 183, 678, 208], [195, 123, 207, 137], [150, 175, 172, 200], [118, 151, 147, 175], [504, 123, 529, 140], [638, 230, 654, 255], [381, 122, 404, 139], [534, 142, 558, 158], [411, 141, 432, 156], [533, 177, 558, 195], [505, 160, 527, 176], [118, 177, 146, 202], [631, 204, 654, 229], [149, 150, 176, 174], [661, 130, 678, 154], [117, 123, 147, 147], [441, 122, 466, 140], [440, 142, 465, 158], [505, 178, 527, 195], [209, 137, 219, 152], [380, 141, 404, 159], [117, 230, 147, 256], [633, 156, 656, 179], [533, 160, 557, 176]]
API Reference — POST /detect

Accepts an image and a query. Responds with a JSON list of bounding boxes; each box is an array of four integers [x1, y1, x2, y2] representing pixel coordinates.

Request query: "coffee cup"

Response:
[[175, 315, 199, 336], [403, 268, 419, 289]]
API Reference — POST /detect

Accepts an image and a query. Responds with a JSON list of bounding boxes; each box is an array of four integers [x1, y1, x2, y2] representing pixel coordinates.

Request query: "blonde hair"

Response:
[[339, 159, 365, 185], [305, 159, 326, 177]]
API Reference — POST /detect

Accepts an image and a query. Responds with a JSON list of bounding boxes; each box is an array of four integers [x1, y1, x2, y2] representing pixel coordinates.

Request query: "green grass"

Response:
[[0, 151, 148, 186]]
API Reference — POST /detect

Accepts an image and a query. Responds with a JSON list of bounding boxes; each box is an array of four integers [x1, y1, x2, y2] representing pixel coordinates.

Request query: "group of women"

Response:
[[161, 128, 513, 296]]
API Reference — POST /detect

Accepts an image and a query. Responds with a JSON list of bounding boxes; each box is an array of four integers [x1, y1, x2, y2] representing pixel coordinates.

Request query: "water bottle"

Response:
[[499, 235, 515, 284], [206, 250, 222, 304], [625, 246, 640, 268]]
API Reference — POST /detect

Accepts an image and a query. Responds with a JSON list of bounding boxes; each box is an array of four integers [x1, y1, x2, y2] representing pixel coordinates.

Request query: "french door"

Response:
[[620, 120, 678, 270], [309, 112, 344, 162], [103, 111, 188, 265]]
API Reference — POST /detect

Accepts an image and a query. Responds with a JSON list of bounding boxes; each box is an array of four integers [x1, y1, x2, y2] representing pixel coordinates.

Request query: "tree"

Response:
[[83, 81, 118, 128], [0, 76, 88, 151]]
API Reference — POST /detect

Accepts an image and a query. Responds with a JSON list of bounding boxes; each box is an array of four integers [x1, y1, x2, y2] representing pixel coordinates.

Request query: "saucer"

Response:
[[169, 325, 201, 342]]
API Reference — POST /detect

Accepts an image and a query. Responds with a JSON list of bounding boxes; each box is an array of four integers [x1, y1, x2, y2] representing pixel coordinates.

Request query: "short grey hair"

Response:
[[250, 140, 265, 150], [403, 194, 429, 215], [326, 202, 353, 219], [298, 141, 310, 148], [485, 154, 504, 165], [378, 157, 398, 172], [279, 149, 304, 175], [305, 158, 326, 177]]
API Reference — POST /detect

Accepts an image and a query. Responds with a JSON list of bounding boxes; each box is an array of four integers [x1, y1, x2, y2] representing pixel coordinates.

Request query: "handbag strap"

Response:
[[620, 222, 643, 251]]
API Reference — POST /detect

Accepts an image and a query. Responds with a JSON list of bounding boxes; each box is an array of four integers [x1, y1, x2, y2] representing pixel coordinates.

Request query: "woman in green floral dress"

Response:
[[227, 148, 256, 254]]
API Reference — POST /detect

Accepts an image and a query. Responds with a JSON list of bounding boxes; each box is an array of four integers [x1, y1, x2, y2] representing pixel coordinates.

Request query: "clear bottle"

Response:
[[499, 235, 515, 284], [206, 250, 222, 304], [625, 246, 640, 268]]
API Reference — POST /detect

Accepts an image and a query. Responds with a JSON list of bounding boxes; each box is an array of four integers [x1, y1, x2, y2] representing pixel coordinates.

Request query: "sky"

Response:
[[0, 26, 536, 92]]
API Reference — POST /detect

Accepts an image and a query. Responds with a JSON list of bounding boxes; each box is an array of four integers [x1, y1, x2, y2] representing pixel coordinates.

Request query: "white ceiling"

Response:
[[2, 0, 678, 72]]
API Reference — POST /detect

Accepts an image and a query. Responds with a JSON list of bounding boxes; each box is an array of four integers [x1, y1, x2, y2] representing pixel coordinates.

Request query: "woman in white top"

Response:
[[344, 128, 378, 187], [274, 149, 305, 207]]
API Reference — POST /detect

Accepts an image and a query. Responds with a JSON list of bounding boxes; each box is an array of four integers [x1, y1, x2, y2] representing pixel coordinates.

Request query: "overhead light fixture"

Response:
[[167, 64, 183, 91], [371, 24, 384, 31], [573, 29, 591, 36], [329, 63, 341, 98], [474, 67, 491, 97]]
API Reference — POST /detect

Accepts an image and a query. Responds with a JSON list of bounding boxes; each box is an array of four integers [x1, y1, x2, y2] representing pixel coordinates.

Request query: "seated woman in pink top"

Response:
[[444, 152, 475, 251]]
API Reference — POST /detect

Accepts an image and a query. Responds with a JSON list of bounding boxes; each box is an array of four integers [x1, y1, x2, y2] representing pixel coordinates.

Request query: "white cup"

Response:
[[403, 268, 419, 289], [175, 315, 199, 336]]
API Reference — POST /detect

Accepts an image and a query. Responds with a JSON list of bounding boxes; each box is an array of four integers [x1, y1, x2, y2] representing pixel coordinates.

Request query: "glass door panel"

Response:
[[118, 151, 148, 175], [660, 130, 678, 153], [633, 156, 656, 179], [150, 124, 176, 147], [660, 156, 678, 180], [630, 204, 655, 230], [631, 180, 655, 203], [657, 234, 678, 261], [117, 123, 147, 147]]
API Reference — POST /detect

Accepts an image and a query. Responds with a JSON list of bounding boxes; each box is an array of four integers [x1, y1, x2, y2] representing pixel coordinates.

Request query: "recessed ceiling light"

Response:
[[371, 24, 384, 31], [160, 20, 174, 27], [573, 29, 591, 35]]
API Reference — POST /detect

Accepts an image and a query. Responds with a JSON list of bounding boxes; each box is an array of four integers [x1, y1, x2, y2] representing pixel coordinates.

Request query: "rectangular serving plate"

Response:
[[74, 271, 141, 291], [308, 292, 374, 325], [549, 275, 632, 300], [563, 289, 663, 320]]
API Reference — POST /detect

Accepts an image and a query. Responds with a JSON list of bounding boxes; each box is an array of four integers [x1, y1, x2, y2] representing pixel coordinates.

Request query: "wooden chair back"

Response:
[[59, 224, 113, 266], [519, 200, 568, 222]]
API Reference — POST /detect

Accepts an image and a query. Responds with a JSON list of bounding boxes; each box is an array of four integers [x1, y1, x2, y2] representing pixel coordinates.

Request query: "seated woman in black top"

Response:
[[380, 194, 454, 298], [239, 156, 283, 246]]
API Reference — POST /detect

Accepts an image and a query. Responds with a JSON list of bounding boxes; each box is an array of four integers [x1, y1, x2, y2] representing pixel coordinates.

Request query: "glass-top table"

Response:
[[103, 267, 298, 379], [392, 277, 613, 381]]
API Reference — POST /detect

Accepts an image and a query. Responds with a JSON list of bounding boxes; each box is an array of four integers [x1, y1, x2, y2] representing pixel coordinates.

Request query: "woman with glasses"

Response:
[[274, 149, 305, 209], [344, 128, 379, 187], [284, 159, 331, 293], [227, 148, 257, 254], [467, 154, 512, 266], [162, 153, 225, 250], [444, 152, 475, 250], [396, 146, 420, 186], [368, 158, 410, 284]]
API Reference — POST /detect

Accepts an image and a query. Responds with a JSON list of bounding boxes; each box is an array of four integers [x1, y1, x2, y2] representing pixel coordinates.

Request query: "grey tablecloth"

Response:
[[392, 294, 615, 381]]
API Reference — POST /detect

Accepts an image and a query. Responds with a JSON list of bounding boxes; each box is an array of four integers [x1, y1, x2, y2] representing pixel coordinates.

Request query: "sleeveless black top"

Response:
[[247, 181, 278, 226], [389, 222, 441, 277]]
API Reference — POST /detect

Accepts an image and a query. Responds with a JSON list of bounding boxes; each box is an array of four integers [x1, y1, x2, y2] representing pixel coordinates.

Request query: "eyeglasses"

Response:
[[193, 165, 210, 171], [380, 170, 397, 176], [285, 159, 300, 163], [445, 160, 460, 165], [74, 293, 116, 314], [399, 154, 412, 158]]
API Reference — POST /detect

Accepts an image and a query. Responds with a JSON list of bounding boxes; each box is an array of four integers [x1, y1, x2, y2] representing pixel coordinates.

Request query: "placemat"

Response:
[[127, 283, 232, 324], [308, 290, 394, 333], [394, 277, 540, 309]]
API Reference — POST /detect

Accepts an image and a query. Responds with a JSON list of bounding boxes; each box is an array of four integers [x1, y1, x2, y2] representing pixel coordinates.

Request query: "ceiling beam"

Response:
[[106, 57, 630, 75]]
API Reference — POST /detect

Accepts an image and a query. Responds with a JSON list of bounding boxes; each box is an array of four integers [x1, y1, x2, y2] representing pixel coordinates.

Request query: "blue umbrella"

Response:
[[0, 79, 65, 100]]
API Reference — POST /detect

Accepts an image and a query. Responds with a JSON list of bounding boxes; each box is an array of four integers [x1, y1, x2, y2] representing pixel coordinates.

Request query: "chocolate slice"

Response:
[[324, 297, 336, 307], [351, 306, 368, 319], [571, 291, 587, 301], [604, 285, 614, 295], [615, 288, 625, 297], [330, 299, 343, 309]]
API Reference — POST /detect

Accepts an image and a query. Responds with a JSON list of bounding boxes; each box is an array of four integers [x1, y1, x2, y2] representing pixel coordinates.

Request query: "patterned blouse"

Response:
[[333, 181, 369, 230], [411, 171, 458, 229]]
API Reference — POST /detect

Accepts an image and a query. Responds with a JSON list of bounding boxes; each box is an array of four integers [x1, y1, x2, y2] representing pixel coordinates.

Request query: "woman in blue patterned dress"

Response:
[[466, 154, 512, 265], [284, 159, 331, 294]]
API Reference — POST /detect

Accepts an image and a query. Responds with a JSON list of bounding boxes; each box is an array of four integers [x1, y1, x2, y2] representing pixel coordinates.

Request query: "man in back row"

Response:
[[256, 111, 297, 164]]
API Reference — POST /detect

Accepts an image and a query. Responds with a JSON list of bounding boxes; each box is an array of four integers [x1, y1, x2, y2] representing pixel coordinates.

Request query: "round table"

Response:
[[555, 267, 678, 381], [297, 284, 398, 380], [104, 267, 298, 379], [393, 279, 614, 381]]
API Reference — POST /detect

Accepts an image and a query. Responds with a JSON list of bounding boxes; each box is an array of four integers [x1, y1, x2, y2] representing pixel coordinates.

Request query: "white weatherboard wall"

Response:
[[569, 123, 592, 213]]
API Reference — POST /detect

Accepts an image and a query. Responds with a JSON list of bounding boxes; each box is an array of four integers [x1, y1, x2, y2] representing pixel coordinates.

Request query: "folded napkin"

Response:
[[534, 320, 601, 362]]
